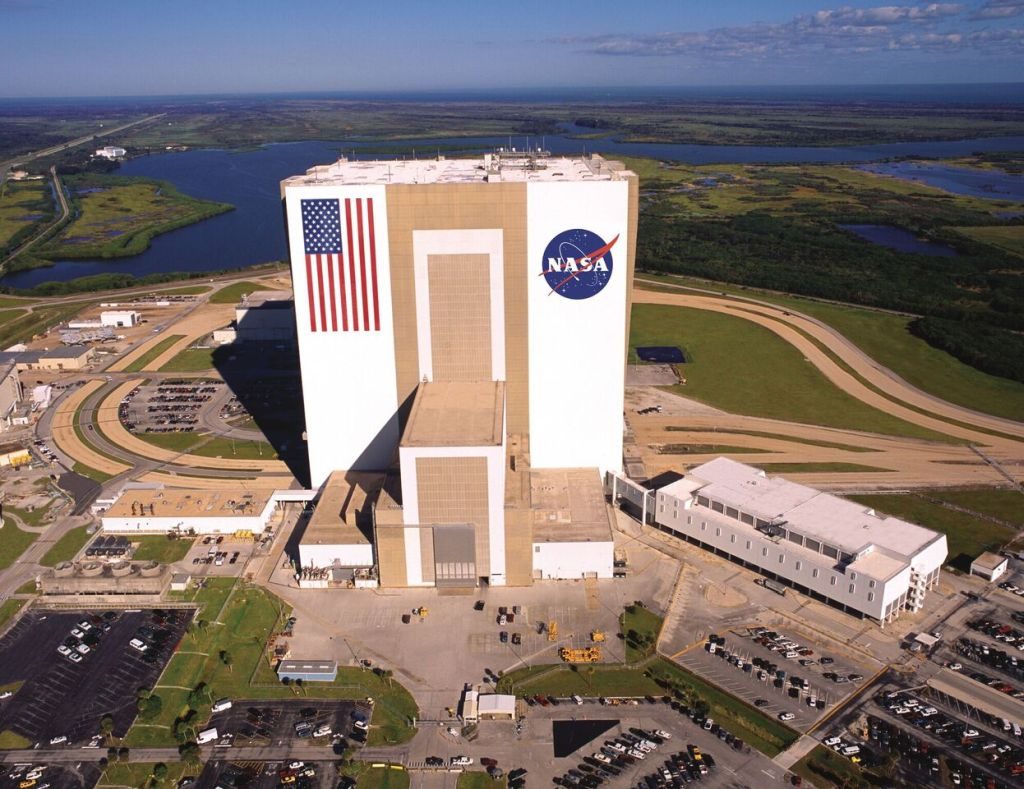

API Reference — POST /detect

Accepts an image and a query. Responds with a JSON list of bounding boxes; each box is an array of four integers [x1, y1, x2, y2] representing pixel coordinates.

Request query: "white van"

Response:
[[211, 699, 232, 713], [571, 695, 584, 705], [840, 745, 860, 756], [197, 727, 218, 744]]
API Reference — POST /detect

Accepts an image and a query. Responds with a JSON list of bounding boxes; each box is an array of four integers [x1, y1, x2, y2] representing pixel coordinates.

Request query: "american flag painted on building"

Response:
[[300, 197, 380, 332]]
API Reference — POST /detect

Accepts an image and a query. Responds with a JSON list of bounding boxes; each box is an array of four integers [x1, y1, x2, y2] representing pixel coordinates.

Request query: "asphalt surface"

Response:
[[0, 608, 191, 745]]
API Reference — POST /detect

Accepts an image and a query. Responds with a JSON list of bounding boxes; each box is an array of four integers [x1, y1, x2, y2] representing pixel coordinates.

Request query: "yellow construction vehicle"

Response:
[[559, 646, 601, 663], [548, 620, 558, 642], [591, 630, 605, 643], [415, 607, 429, 617]]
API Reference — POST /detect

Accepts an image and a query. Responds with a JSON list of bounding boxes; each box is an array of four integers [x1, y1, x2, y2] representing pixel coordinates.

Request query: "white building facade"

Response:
[[652, 458, 947, 624]]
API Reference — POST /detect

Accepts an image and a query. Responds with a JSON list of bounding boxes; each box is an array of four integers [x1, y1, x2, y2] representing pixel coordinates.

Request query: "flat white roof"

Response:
[[672, 458, 942, 560], [972, 552, 1007, 572], [478, 694, 516, 715], [283, 153, 632, 187]]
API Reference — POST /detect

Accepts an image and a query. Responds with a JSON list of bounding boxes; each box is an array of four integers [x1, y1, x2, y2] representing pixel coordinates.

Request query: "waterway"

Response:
[[857, 161, 1024, 202], [838, 224, 959, 257], [5, 133, 1024, 289]]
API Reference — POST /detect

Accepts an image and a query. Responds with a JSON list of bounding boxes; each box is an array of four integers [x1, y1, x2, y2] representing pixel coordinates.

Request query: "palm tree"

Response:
[[219, 650, 233, 673]]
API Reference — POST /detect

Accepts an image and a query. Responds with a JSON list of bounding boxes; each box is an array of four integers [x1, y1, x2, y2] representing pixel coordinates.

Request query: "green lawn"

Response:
[[155, 285, 211, 295], [72, 461, 115, 483], [124, 334, 185, 372], [127, 580, 418, 748], [132, 535, 194, 564], [5, 501, 54, 528], [158, 347, 215, 372], [0, 599, 26, 630], [621, 605, 663, 662], [135, 431, 203, 453], [664, 426, 876, 453], [14, 579, 38, 595], [210, 281, 271, 303], [792, 745, 876, 788], [926, 487, 1024, 528], [39, 525, 91, 566], [498, 658, 797, 757], [657, 444, 768, 455], [0, 308, 26, 327], [849, 492, 1018, 571], [98, 762, 193, 788], [0, 519, 37, 570], [458, 772, 505, 789], [754, 462, 892, 473], [630, 303, 956, 443], [343, 765, 410, 789], [637, 276, 1024, 423], [135, 431, 276, 460], [0, 729, 31, 749]]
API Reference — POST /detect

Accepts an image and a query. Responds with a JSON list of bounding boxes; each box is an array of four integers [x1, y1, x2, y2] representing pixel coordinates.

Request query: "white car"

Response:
[[654, 729, 672, 740], [824, 736, 842, 747], [77, 621, 92, 632], [313, 725, 332, 737], [628, 749, 646, 761], [0, 691, 12, 700], [450, 756, 473, 767], [606, 741, 626, 753], [76, 643, 90, 655], [129, 638, 148, 652], [70, 628, 84, 638], [288, 761, 305, 770], [779, 712, 796, 722], [593, 753, 611, 764], [49, 736, 67, 745], [56, 645, 72, 656], [67, 652, 83, 664], [353, 720, 369, 731]]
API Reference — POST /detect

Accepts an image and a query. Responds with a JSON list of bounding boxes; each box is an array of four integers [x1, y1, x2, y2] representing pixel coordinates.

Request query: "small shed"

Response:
[[971, 552, 1008, 583], [459, 688, 479, 723], [170, 573, 191, 592], [277, 659, 338, 683], [478, 694, 516, 721]]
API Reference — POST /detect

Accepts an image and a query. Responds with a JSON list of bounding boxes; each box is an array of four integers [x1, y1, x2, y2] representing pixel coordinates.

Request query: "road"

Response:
[[1, 166, 71, 268]]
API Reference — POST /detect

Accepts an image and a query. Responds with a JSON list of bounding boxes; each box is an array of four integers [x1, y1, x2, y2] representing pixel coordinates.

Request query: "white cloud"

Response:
[[970, 0, 1024, 19]]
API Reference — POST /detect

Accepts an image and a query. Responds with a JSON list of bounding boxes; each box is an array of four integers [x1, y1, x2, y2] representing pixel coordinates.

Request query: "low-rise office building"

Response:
[[971, 552, 1008, 583], [652, 458, 947, 625], [102, 487, 279, 534]]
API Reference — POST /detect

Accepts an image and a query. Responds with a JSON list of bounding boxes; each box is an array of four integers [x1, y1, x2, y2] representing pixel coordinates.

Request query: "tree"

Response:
[[179, 742, 201, 767], [152, 763, 168, 782], [295, 677, 305, 695], [219, 650, 233, 673], [100, 714, 115, 744], [381, 669, 394, 689]]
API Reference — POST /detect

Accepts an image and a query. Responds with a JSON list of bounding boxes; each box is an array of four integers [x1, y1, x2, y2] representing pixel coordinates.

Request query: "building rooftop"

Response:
[[277, 659, 337, 674], [402, 381, 505, 448], [283, 153, 633, 188], [104, 488, 276, 519], [531, 468, 614, 543], [668, 458, 942, 561], [238, 290, 294, 310], [972, 551, 1007, 572], [302, 470, 376, 547]]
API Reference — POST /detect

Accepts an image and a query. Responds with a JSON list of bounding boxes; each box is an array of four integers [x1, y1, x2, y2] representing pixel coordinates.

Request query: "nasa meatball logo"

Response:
[[541, 228, 618, 300]]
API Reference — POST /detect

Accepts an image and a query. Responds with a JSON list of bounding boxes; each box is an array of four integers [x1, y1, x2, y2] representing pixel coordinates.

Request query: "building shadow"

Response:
[[210, 343, 310, 485]]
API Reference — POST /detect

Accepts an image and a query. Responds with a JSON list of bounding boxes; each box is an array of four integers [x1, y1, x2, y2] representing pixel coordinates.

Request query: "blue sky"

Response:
[[2, 0, 1023, 97]]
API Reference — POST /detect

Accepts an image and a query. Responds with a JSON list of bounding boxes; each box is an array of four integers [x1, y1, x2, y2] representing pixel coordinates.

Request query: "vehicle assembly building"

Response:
[[282, 152, 638, 587], [649, 458, 947, 624]]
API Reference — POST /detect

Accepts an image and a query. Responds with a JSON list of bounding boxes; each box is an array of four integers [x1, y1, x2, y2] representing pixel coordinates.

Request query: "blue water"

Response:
[[5, 133, 1024, 289], [839, 224, 959, 257], [857, 162, 1024, 202]]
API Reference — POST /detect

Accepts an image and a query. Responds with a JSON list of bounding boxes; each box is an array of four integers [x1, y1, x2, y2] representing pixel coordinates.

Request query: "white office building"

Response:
[[652, 458, 947, 624]]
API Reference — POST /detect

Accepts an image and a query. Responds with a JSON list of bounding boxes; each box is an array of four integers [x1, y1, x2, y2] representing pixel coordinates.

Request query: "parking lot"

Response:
[[195, 759, 333, 789], [207, 698, 371, 749], [183, 535, 257, 576], [0, 761, 103, 789], [0, 607, 191, 745], [120, 379, 224, 434]]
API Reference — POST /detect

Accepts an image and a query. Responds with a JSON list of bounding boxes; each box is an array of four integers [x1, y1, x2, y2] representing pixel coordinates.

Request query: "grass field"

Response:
[[954, 225, 1024, 258], [127, 580, 418, 748], [621, 605, 663, 662], [498, 658, 797, 757], [158, 347, 215, 372], [0, 519, 38, 570], [131, 535, 193, 564], [0, 302, 88, 349], [210, 281, 270, 303], [343, 765, 410, 789], [630, 303, 956, 442], [123, 334, 185, 372], [664, 426, 875, 453], [6, 501, 54, 528], [40, 174, 231, 260], [98, 762, 193, 788], [39, 525, 91, 566], [657, 443, 768, 455], [135, 431, 276, 460], [72, 461, 115, 483], [157, 285, 210, 295], [792, 745, 874, 788], [14, 580, 37, 595], [754, 462, 892, 473], [0, 600, 26, 630], [925, 487, 1024, 527], [849, 492, 1017, 571], [636, 275, 1024, 423], [0, 729, 31, 749], [0, 179, 53, 251], [0, 308, 26, 328]]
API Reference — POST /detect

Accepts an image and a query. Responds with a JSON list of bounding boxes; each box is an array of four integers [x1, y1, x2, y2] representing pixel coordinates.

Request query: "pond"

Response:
[[839, 224, 959, 257]]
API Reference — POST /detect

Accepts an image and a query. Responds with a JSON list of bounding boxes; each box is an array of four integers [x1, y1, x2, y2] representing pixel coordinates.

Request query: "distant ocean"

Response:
[[3, 83, 1024, 108]]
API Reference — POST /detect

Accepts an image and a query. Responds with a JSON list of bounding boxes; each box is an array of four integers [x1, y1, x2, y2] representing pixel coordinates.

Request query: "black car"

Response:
[[425, 756, 444, 766]]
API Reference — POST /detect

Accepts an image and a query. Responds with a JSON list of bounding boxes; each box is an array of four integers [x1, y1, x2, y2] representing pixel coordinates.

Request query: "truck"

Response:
[[197, 727, 218, 744], [759, 578, 787, 596]]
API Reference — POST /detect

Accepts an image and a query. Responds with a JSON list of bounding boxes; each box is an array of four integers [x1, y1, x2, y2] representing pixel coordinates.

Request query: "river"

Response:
[[5, 133, 1024, 290]]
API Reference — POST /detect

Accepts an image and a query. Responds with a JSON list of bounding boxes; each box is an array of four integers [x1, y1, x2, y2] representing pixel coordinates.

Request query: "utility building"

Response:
[[282, 152, 637, 587]]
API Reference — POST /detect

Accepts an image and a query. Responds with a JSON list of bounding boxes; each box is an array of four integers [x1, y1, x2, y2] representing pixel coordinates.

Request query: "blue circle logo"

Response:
[[541, 228, 618, 300]]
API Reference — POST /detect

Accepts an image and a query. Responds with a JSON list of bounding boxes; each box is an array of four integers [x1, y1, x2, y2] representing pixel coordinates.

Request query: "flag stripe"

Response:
[[357, 198, 370, 332], [316, 255, 327, 332], [304, 255, 317, 332], [336, 252, 348, 332], [325, 253, 337, 331], [345, 199, 360, 331], [367, 198, 380, 331]]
